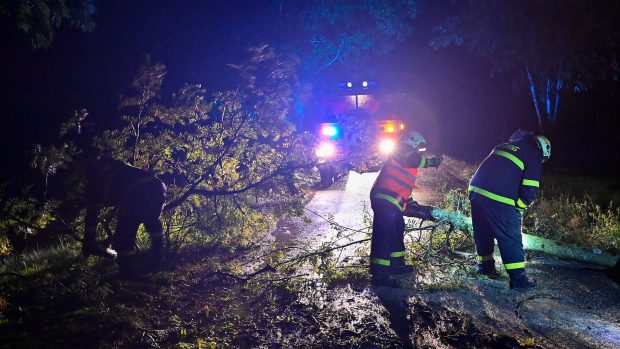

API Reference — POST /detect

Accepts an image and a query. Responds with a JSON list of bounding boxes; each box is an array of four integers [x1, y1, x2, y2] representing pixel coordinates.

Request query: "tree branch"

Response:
[[0, 271, 26, 278]]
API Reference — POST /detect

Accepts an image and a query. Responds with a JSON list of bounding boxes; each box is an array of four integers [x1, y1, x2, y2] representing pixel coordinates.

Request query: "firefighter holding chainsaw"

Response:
[[369, 130, 443, 286], [469, 130, 551, 290]]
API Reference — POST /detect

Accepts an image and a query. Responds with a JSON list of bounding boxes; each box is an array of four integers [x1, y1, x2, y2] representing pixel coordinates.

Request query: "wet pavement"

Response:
[[273, 165, 620, 348]]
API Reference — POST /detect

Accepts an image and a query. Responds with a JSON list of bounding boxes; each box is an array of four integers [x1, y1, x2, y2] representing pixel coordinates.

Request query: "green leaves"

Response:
[[94, 49, 310, 251]]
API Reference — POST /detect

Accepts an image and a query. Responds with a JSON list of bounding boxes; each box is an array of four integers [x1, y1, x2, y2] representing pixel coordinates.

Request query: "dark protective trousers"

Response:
[[369, 199, 406, 275], [112, 183, 165, 258], [84, 181, 165, 259], [470, 200, 525, 270]]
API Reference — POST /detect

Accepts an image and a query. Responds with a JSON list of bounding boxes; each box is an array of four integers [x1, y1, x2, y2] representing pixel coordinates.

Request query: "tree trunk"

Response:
[[526, 67, 563, 134], [421, 207, 620, 268]]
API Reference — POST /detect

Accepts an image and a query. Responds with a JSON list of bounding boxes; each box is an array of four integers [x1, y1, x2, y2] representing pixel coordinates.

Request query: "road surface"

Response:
[[273, 166, 620, 348]]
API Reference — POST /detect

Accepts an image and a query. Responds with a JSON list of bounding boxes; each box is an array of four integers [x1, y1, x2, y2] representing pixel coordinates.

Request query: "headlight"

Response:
[[316, 142, 336, 158], [379, 138, 396, 154]]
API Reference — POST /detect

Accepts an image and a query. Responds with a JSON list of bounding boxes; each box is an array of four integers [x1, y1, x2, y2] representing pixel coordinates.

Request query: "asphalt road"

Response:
[[273, 167, 620, 348]]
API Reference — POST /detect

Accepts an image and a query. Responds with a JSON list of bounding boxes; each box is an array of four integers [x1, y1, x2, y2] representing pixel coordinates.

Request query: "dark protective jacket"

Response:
[[469, 137, 542, 209], [85, 157, 166, 211], [370, 146, 429, 211]]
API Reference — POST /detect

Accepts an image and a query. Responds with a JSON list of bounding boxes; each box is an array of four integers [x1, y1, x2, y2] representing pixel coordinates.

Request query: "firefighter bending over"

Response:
[[369, 130, 443, 287], [82, 156, 166, 273], [469, 130, 550, 290]]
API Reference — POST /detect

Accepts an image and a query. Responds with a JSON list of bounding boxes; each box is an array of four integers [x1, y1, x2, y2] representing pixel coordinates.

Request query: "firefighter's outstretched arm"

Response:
[[518, 156, 542, 208]]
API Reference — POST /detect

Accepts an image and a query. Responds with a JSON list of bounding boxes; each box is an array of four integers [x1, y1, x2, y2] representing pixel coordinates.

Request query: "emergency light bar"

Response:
[[319, 123, 341, 139]]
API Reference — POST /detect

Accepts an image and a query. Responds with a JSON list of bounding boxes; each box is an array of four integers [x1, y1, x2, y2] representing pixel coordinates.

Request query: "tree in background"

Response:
[[271, 0, 419, 75], [431, 0, 620, 133], [0, 0, 96, 48], [265, 0, 420, 129]]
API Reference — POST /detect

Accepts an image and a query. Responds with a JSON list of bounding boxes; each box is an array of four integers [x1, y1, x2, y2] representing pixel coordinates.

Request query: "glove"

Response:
[[426, 156, 443, 168]]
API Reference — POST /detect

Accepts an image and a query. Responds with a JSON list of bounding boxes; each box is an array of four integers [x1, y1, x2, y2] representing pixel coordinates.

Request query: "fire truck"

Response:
[[309, 80, 409, 188]]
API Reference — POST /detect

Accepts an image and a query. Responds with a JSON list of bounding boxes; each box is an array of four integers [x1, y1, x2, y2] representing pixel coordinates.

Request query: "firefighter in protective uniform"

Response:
[[82, 156, 166, 274], [469, 130, 550, 290], [369, 130, 442, 286]]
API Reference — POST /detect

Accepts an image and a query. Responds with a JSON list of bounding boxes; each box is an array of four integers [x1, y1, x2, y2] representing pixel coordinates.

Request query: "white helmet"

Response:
[[401, 130, 427, 151], [536, 135, 551, 162]]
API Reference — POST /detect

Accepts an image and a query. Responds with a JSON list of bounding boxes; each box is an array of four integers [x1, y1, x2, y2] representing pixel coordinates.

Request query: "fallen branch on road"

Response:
[[514, 293, 561, 319]]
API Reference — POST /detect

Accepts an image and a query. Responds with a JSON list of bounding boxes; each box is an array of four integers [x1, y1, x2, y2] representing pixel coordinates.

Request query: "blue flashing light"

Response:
[[320, 123, 341, 139]]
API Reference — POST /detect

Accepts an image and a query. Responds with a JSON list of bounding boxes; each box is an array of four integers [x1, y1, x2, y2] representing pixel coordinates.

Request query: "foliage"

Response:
[[432, 0, 620, 131], [272, 0, 420, 75], [441, 188, 471, 217], [523, 173, 620, 253], [0, 236, 12, 257], [525, 194, 620, 254], [0, 0, 96, 48], [0, 185, 59, 254], [88, 47, 313, 252]]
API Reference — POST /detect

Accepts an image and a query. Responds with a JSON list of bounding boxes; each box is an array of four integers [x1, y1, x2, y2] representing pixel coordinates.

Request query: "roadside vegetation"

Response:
[[437, 157, 620, 254]]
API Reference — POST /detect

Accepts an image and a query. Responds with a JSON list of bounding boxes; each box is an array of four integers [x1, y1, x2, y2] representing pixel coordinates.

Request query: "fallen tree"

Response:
[[405, 202, 620, 268]]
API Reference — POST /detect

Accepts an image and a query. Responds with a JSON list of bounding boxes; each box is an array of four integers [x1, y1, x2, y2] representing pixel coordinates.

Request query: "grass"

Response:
[[524, 193, 620, 253], [439, 156, 620, 254]]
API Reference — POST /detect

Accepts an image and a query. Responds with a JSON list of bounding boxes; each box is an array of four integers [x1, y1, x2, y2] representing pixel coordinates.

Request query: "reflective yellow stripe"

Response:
[[468, 185, 516, 206], [477, 254, 494, 262], [371, 193, 404, 211], [493, 150, 524, 170], [517, 199, 527, 208], [522, 179, 539, 187], [418, 157, 427, 168], [504, 262, 525, 270], [390, 251, 405, 258], [371, 258, 391, 266]]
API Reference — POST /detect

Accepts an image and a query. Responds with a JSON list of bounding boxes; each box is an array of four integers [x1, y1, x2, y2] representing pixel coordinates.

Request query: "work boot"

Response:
[[82, 241, 118, 259], [477, 261, 499, 279], [390, 258, 414, 275], [115, 245, 140, 277], [116, 254, 139, 278], [371, 273, 398, 287], [508, 269, 537, 290]]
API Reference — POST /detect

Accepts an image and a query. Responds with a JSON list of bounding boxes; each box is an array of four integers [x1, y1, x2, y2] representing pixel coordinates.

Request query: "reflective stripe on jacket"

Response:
[[371, 151, 425, 210], [469, 138, 542, 208]]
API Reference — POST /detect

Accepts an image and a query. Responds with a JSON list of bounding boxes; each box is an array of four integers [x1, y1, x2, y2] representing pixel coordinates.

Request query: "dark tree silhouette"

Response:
[[431, 0, 620, 132], [0, 0, 96, 48]]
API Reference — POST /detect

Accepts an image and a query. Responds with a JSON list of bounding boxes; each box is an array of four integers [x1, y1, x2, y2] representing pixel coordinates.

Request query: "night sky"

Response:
[[1, 0, 619, 185]]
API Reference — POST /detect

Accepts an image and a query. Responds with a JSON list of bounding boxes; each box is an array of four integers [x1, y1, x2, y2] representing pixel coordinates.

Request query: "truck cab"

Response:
[[306, 80, 410, 188]]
